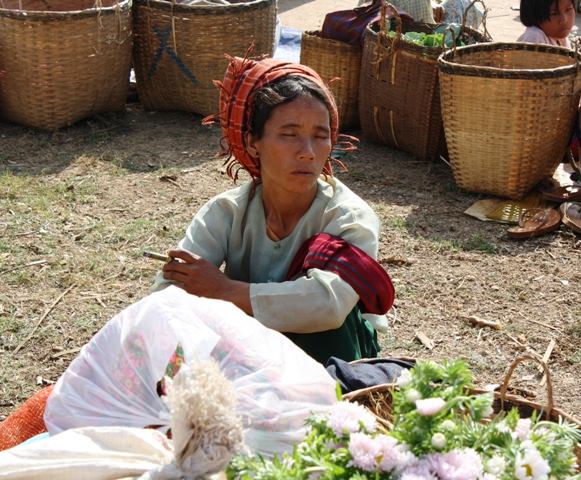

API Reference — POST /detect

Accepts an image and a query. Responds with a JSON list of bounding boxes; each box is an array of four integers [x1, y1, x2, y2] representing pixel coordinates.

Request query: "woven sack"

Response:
[[0, 0, 133, 130], [358, 2, 489, 161], [300, 31, 362, 130], [439, 42, 581, 199], [344, 353, 581, 470], [0, 385, 53, 452], [132, 0, 276, 117]]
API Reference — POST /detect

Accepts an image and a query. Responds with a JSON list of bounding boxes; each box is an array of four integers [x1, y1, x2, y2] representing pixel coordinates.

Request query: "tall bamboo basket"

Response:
[[344, 354, 581, 469], [132, 0, 276, 117], [300, 31, 362, 130], [438, 42, 581, 199], [358, 2, 489, 162], [0, 0, 133, 130]]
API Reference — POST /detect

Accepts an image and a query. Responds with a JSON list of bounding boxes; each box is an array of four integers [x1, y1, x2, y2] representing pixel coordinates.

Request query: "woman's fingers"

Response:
[[167, 249, 200, 264], [162, 269, 190, 284], [162, 260, 196, 275]]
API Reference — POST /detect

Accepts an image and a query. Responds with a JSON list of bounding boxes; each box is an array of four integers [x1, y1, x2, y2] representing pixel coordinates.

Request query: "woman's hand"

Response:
[[162, 249, 253, 315]]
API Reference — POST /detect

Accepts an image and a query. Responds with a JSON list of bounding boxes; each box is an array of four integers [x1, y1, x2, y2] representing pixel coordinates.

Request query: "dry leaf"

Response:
[[415, 331, 435, 350]]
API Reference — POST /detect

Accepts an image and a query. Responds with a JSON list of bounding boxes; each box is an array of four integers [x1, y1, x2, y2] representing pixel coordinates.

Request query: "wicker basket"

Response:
[[300, 31, 362, 130], [0, 0, 132, 130], [439, 42, 581, 199], [358, 2, 489, 161], [344, 354, 581, 469], [132, 0, 276, 117]]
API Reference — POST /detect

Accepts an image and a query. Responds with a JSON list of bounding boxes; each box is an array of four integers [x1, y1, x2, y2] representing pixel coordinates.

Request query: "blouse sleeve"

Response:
[[150, 197, 231, 292], [250, 203, 387, 334]]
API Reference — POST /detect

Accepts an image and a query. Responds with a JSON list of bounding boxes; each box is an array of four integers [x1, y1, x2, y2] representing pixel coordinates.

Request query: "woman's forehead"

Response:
[[266, 96, 330, 127]]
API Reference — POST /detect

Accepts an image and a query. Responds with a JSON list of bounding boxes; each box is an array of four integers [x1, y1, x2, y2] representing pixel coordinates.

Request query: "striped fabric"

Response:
[[286, 233, 395, 315], [204, 55, 356, 181], [321, 0, 384, 46]]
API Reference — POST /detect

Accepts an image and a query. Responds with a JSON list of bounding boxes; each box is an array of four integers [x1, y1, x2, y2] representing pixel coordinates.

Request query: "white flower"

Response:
[[495, 420, 511, 434], [327, 401, 377, 437], [416, 397, 447, 416], [399, 460, 437, 480], [397, 369, 413, 387], [513, 418, 532, 441], [426, 448, 483, 480], [348, 432, 380, 472], [375, 434, 417, 473], [431, 432, 447, 450], [406, 388, 422, 402], [486, 455, 506, 475], [440, 420, 456, 431], [514, 445, 550, 480]]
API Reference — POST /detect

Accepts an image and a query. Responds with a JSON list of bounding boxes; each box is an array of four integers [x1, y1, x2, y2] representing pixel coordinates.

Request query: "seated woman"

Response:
[[153, 56, 395, 365]]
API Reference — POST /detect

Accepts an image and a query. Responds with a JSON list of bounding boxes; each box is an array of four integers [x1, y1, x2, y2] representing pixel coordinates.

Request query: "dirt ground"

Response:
[[1, 104, 580, 421], [1, 0, 580, 424]]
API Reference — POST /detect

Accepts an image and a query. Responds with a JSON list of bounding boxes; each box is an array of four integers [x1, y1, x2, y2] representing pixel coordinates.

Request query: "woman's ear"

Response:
[[245, 132, 259, 159]]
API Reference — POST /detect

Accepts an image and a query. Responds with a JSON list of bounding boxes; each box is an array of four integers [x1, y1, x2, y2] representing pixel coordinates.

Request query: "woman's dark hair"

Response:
[[520, 0, 574, 26], [248, 75, 332, 139]]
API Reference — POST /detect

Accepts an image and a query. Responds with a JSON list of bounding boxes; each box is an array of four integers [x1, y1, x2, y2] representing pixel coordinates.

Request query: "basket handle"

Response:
[[372, 1, 402, 75], [499, 352, 554, 418], [461, 0, 491, 40]]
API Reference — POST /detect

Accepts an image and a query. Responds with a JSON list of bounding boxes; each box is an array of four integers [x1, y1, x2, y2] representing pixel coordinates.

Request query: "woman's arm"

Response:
[[162, 249, 253, 315], [250, 269, 360, 333]]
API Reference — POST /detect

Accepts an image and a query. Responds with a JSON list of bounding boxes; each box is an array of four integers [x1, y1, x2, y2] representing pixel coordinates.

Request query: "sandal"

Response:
[[538, 179, 581, 202], [507, 208, 562, 240], [560, 202, 581, 235]]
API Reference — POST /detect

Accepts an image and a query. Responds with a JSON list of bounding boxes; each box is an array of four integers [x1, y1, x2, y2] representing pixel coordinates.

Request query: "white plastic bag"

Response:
[[0, 427, 174, 480], [45, 286, 337, 455]]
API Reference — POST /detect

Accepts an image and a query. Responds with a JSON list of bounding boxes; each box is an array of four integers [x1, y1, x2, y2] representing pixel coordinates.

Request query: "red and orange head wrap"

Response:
[[203, 55, 356, 181]]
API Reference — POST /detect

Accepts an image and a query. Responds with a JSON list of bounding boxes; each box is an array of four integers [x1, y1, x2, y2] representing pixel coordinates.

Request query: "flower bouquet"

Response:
[[227, 360, 581, 479]]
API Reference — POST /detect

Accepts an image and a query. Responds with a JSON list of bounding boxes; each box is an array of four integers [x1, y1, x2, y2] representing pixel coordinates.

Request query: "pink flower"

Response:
[[375, 434, 417, 473], [415, 397, 447, 416], [426, 448, 483, 480], [327, 402, 377, 437], [399, 460, 437, 480], [513, 418, 532, 441], [348, 432, 380, 471]]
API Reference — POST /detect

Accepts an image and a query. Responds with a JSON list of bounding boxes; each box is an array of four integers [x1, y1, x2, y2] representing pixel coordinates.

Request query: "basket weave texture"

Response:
[[0, 0, 133, 130], [359, 5, 489, 162], [132, 0, 276, 117], [438, 42, 581, 199], [300, 31, 362, 130]]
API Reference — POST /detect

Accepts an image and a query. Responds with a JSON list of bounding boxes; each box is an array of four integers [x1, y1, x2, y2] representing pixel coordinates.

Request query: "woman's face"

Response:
[[540, 0, 575, 39], [247, 95, 332, 198]]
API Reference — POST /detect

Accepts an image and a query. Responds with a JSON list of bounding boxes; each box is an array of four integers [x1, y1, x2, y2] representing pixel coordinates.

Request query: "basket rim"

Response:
[[365, 19, 490, 59], [134, 0, 275, 14], [0, 0, 131, 19], [302, 30, 362, 51], [344, 382, 581, 428], [438, 41, 581, 79]]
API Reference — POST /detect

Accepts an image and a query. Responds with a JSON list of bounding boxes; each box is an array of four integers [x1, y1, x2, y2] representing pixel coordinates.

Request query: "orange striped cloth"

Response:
[[204, 54, 357, 180]]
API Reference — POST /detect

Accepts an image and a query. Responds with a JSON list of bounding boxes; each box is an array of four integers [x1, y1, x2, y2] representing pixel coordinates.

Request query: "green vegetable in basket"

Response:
[[386, 24, 466, 47]]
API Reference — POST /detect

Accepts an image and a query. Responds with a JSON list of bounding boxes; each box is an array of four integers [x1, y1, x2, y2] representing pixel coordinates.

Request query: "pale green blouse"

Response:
[[153, 176, 388, 334]]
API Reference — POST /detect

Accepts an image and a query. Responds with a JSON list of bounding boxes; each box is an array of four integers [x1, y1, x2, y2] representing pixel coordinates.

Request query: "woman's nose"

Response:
[[297, 138, 315, 160]]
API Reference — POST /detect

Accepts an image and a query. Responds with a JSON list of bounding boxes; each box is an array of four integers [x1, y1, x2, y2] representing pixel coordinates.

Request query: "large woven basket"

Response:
[[439, 42, 581, 199], [132, 0, 276, 117], [300, 31, 362, 130], [0, 0, 132, 130], [344, 354, 581, 469], [359, 2, 489, 161]]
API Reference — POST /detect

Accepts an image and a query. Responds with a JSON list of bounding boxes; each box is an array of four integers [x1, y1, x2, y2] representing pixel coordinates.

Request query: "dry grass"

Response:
[[1, 106, 580, 420]]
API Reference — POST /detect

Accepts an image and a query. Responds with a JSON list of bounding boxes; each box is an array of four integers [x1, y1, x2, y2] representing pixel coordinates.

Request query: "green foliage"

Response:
[[227, 360, 581, 479]]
